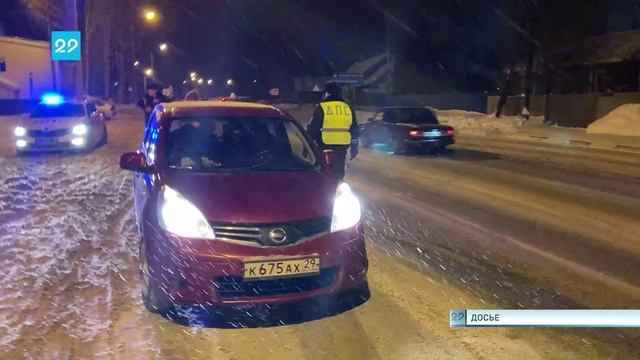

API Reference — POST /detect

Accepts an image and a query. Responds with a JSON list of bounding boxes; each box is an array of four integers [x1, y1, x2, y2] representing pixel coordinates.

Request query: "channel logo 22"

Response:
[[51, 31, 81, 61]]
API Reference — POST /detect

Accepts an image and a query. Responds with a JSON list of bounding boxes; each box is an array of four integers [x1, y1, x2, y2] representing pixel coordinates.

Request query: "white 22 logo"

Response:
[[54, 38, 79, 54]]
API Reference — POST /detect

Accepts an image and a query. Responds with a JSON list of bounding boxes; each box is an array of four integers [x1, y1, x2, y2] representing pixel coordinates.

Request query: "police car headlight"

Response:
[[72, 124, 88, 136], [331, 182, 361, 232], [14, 126, 26, 137], [158, 185, 215, 239]]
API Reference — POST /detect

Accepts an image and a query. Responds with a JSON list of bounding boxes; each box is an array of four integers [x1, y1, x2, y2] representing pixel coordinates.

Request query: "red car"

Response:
[[120, 101, 368, 313]]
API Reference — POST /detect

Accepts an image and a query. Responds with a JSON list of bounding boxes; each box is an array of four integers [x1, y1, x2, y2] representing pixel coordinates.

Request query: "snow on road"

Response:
[[0, 109, 636, 359]]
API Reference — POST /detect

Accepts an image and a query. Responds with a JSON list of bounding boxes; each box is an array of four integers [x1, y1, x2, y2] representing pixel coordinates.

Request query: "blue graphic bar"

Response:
[[450, 309, 640, 327]]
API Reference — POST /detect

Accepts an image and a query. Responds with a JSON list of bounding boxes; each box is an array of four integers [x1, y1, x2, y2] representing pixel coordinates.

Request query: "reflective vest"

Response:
[[320, 101, 352, 145]]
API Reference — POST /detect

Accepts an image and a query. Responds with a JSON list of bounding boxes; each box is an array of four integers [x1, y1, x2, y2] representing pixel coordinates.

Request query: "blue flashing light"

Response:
[[41, 93, 64, 105]]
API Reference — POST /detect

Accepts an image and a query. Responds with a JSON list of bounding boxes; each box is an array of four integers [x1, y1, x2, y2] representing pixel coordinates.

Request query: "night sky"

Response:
[[1, 0, 629, 94]]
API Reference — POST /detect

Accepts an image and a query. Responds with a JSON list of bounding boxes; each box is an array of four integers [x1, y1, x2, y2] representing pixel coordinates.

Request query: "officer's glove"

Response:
[[350, 143, 359, 160]]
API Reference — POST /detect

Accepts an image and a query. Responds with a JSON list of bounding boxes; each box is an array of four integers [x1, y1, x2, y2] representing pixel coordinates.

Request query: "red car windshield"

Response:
[[165, 116, 317, 171]]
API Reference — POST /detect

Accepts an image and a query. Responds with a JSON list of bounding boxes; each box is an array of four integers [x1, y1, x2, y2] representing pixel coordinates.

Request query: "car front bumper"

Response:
[[143, 222, 369, 306], [16, 134, 88, 152]]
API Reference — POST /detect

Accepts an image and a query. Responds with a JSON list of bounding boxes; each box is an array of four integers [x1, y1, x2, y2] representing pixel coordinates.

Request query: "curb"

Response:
[[528, 135, 640, 153]]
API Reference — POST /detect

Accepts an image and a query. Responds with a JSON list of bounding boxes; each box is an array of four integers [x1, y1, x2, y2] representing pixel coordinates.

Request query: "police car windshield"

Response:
[[165, 116, 317, 172], [30, 103, 86, 118]]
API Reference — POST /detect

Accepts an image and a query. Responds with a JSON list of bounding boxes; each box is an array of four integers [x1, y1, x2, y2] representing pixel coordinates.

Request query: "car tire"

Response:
[[360, 134, 371, 148], [389, 138, 406, 155], [140, 241, 172, 314]]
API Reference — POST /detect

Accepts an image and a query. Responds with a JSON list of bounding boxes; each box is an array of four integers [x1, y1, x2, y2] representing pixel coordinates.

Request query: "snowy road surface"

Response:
[[0, 110, 639, 359]]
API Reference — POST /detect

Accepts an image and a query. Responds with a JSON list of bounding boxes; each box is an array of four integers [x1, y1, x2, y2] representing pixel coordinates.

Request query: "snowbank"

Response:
[[435, 109, 525, 135], [587, 104, 640, 137], [277, 104, 528, 136]]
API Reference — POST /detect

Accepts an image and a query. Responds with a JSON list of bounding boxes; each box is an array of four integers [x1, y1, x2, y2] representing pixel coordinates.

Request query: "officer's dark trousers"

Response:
[[325, 145, 348, 181]]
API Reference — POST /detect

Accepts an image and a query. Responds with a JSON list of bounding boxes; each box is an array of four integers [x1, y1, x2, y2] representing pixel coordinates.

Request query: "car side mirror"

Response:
[[120, 152, 151, 173]]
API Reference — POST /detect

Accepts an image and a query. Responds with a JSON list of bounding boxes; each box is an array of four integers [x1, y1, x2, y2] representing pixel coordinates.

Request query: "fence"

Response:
[[388, 93, 487, 113], [487, 92, 640, 128]]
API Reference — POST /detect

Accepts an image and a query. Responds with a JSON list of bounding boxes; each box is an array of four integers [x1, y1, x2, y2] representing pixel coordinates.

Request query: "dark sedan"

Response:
[[359, 107, 454, 154]]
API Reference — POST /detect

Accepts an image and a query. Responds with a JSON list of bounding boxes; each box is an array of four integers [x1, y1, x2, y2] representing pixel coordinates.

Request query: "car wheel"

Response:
[[140, 241, 172, 314], [360, 134, 371, 148], [389, 138, 405, 155]]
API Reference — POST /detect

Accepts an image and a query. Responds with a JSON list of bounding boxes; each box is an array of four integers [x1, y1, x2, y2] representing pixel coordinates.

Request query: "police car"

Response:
[[14, 93, 108, 155]]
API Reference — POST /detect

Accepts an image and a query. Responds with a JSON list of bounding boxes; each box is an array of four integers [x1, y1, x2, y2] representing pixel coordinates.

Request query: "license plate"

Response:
[[243, 256, 320, 280], [34, 137, 58, 145]]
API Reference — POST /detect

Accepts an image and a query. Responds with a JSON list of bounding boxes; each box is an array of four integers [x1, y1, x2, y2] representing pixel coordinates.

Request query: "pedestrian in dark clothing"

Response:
[[306, 81, 359, 181], [137, 84, 168, 124], [185, 88, 200, 100]]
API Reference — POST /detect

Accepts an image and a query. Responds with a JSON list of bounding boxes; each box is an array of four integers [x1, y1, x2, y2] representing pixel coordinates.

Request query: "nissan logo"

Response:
[[269, 228, 287, 244]]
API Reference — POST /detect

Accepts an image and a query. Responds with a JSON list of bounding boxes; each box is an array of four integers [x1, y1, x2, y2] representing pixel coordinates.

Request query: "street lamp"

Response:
[[133, 60, 140, 67], [226, 78, 234, 86], [142, 68, 154, 91], [197, 78, 204, 85], [207, 79, 213, 85], [159, 43, 168, 52], [143, 9, 158, 23], [190, 72, 197, 79]]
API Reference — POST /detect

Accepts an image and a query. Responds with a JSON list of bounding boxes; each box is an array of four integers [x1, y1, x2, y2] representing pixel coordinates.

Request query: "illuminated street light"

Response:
[[143, 9, 157, 23], [159, 43, 168, 52], [197, 78, 204, 84], [144, 68, 154, 77], [207, 79, 213, 85], [133, 60, 140, 67], [190, 72, 197, 79], [226, 78, 234, 86], [182, 80, 187, 85]]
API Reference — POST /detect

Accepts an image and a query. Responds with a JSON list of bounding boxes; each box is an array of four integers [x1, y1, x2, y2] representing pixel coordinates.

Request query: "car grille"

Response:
[[210, 217, 331, 246], [27, 129, 69, 137], [213, 267, 338, 298]]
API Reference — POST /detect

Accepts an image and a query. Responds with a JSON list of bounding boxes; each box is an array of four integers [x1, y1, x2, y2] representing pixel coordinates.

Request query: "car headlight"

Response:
[[72, 124, 88, 136], [158, 185, 215, 239], [14, 126, 26, 137], [331, 183, 361, 232]]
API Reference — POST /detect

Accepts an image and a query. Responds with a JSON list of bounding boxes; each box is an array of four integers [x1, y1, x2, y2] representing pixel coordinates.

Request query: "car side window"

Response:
[[383, 110, 395, 123], [372, 112, 384, 122], [86, 103, 97, 115]]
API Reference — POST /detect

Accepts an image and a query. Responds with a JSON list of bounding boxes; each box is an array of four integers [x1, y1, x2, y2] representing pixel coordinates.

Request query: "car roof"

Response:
[[158, 101, 287, 119]]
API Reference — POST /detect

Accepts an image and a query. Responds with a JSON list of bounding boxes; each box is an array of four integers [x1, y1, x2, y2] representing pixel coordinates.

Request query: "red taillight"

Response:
[[409, 129, 423, 137], [446, 129, 455, 136]]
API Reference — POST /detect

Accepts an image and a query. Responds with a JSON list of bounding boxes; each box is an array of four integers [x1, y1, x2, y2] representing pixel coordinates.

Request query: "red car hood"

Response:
[[161, 169, 338, 223]]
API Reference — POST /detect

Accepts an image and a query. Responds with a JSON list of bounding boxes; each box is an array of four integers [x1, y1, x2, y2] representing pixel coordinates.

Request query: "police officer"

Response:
[[137, 83, 167, 124], [307, 81, 359, 181]]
